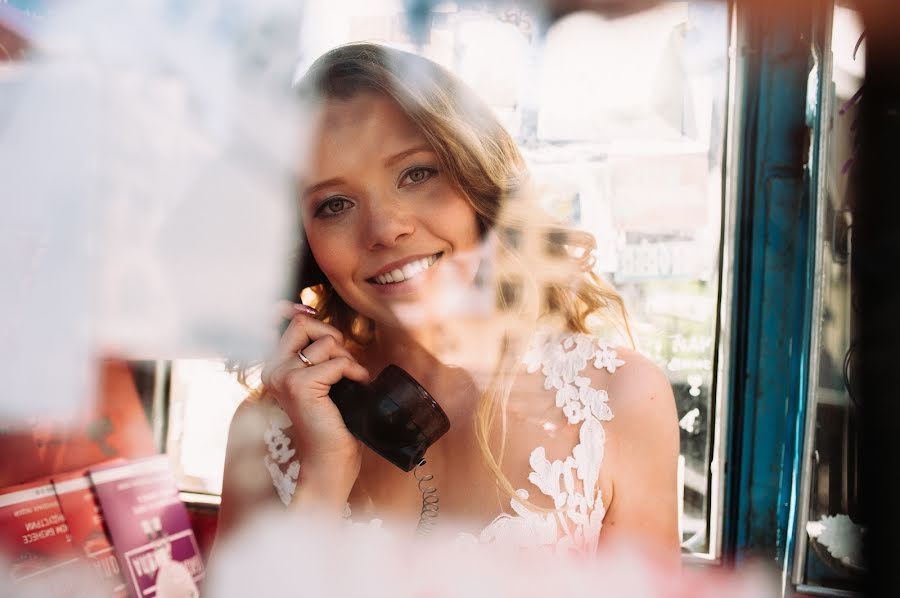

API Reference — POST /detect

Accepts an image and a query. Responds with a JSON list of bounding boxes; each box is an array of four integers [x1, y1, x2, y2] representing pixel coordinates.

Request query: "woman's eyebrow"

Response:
[[302, 177, 345, 199], [384, 144, 434, 167]]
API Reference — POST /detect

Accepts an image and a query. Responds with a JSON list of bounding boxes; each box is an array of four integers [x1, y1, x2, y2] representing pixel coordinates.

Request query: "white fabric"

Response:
[[263, 329, 623, 552]]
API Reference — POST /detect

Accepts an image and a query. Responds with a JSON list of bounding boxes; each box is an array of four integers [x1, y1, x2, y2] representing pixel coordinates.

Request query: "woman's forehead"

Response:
[[303, 92, 432, 171], [316, 92, 422, 143]]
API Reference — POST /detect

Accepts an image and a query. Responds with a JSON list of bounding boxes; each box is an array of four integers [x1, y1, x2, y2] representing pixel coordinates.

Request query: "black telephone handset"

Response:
[[328, 366, 450, 472]]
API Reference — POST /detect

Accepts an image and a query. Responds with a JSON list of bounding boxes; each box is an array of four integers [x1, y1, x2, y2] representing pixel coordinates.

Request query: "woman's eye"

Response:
[[315, 197, 353, 217], [400, 166, 437, 187]]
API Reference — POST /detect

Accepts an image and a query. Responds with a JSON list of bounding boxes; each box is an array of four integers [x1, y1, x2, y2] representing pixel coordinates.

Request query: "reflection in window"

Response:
[[543, 229, 568, 258], [496, 278, 524, 312], [498, 226, 522, 250], [164, 1, 730, 558]]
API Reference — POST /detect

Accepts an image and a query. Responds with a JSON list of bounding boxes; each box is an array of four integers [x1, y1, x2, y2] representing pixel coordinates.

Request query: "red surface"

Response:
[[0, 359, 157, 488], [186, 506, 218, 562]]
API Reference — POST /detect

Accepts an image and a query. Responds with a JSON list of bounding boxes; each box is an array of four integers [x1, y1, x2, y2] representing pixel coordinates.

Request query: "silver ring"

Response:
[[297, 350, 314, 367]]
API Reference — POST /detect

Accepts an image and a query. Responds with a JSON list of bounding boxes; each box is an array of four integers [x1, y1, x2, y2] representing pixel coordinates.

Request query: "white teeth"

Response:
[[372, 254, 440, 285]]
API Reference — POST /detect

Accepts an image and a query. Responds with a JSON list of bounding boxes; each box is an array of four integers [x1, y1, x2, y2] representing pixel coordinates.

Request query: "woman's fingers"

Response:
[[262, 311, 344, 386], [262, 315, 368, 390], [298, 337, 370, 381], [300, 334, 361, 378], [275, 313, 344, 360], [284, 358, 370, 398], [266, 343, 369, 393], [274, 301, 317, 325]]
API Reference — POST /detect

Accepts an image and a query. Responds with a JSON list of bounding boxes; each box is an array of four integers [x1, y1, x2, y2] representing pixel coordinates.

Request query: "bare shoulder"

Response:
[[227, 394, 275, 443], [593, 345, 681, 554], [603, 345, 678, 427], [224, 395, 277, 469], [581, 343, 679, 483]]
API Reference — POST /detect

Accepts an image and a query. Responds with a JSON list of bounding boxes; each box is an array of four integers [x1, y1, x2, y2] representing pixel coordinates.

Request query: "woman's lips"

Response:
[[366, 252, 444, 296], [367, 252, 442, 284]]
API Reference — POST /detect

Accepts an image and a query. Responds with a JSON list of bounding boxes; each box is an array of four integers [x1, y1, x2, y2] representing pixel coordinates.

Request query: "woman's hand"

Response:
[[261, 310, 370, 512]]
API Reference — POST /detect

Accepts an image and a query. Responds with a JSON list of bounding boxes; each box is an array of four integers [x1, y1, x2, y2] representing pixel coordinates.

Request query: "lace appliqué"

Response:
[[264, 407, 300, 506], [474, 330, 623, 554]]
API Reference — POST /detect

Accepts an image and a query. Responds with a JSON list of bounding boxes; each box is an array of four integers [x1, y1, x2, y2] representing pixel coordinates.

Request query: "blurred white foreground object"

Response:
[[0, 0, 303, 419], [207, 507, 777, 598]]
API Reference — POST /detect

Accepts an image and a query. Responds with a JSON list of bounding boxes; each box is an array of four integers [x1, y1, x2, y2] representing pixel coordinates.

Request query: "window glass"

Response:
[[165, 0, 730, 558], [524, 3, 728, 556]]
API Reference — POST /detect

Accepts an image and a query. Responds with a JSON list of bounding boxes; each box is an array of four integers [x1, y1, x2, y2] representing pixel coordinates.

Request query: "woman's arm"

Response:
[[598, 349, 681, 565], [217, 398, 279, 540]]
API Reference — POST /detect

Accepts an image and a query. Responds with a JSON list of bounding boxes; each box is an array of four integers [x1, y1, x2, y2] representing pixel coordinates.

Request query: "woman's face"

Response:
[[299, 92, 482, 327]]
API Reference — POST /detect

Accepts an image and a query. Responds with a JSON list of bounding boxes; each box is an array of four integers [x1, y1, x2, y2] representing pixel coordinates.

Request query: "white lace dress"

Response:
[[262, 329, 625, 554]]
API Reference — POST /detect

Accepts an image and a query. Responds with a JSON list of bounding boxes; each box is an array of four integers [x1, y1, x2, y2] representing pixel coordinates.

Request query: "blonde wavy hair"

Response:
[[259, 43, 631, 508]]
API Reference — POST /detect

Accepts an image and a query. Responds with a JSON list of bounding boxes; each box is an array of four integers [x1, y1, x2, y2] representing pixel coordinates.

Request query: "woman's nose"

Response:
[[363, 196, 416, 249]]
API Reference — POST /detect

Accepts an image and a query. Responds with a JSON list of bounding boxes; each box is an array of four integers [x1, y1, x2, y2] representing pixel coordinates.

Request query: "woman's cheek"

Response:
[[308, 228, 354, 282]]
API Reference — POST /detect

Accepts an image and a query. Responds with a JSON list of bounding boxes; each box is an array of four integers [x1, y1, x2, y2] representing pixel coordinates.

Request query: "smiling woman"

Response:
[[217, 42, 680, 564], [300, 91, 481, 323]]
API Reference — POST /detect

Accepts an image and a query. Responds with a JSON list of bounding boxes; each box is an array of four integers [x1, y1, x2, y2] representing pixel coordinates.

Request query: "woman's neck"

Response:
[[369, 323, 441, 380]]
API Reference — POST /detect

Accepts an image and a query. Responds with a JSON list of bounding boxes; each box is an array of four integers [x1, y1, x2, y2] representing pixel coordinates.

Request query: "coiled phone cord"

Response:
[[413, 459, 439, 536]]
